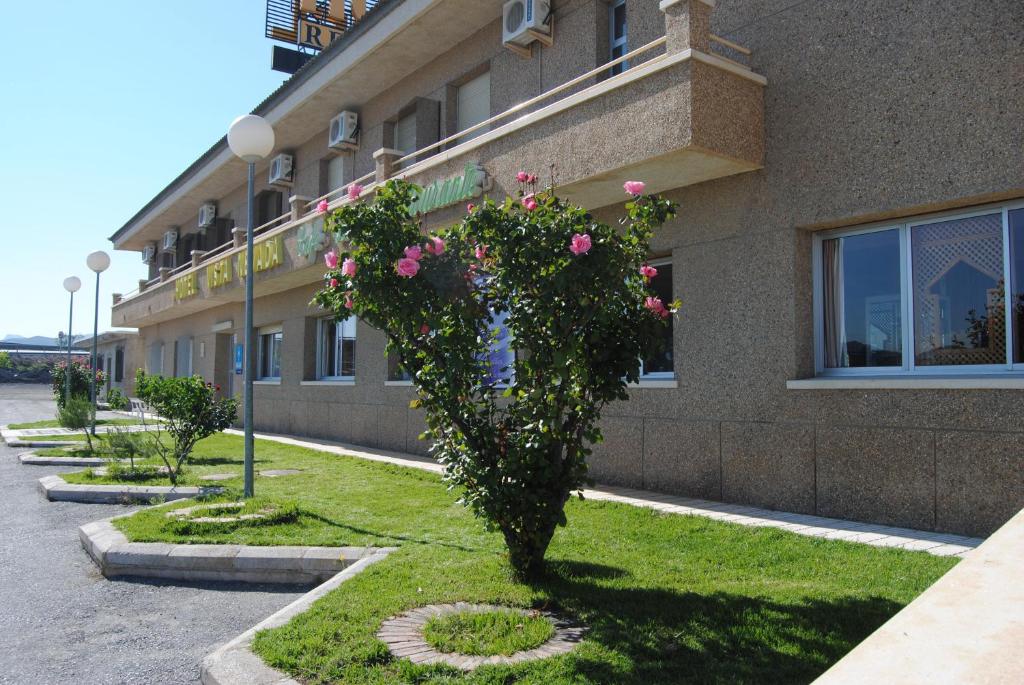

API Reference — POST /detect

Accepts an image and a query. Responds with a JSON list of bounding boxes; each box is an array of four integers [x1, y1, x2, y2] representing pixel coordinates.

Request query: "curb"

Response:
[[39, 474, 223, 504], [19, 451, 124, 467], [7, 439, 80, 448], [200, 551, 393, 685], [80, 517, 393, 586]]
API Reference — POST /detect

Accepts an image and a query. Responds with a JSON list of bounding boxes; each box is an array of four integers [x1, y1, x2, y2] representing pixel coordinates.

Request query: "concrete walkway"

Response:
[[228, 429, 983, 558]]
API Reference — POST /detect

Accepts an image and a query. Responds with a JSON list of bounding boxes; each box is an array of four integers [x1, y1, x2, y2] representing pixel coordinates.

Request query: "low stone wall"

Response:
[[814, 506, 1024, 683]]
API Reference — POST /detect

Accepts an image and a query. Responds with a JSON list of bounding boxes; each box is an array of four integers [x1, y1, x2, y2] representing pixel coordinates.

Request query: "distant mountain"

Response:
[[2, 334, 87, 347]]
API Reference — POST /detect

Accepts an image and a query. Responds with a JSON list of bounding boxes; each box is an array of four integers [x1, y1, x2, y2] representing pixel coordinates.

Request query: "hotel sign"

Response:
[[175, 272, 198, 300], [206, 236, 285, 290], [297, 220, 329, 260], [408, 163, 492, 216]]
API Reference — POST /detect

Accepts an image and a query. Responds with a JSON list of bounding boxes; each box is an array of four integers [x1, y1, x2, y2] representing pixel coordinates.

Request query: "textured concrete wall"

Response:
[[134, 0, 1024, 538]]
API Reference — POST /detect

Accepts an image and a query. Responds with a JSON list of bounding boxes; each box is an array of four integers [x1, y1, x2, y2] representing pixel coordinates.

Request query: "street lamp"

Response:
[[62, 276, 82, 408], [86, 250, 110, 435], [227, 113, 275, 499]]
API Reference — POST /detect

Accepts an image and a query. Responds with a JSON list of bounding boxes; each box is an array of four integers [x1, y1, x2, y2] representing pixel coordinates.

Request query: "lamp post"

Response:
[[62, 276, 82, 408], [227, 114, 275, 499], [86, 250, 110, 435]]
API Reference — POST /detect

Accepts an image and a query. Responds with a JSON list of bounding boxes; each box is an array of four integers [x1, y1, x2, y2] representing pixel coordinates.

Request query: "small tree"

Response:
[[0, 351, 11, 369], [135, 372, 237, 484], [314, 177, 677, 578], [106, 426, 152, 471], [58, 396, 96, 451], [52, 361, 105, 410]]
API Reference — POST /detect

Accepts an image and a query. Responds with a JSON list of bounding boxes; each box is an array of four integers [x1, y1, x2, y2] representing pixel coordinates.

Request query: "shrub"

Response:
[[135, 371, 237, 484], [314, 176, 677, 578], [106, 426, 152, 471], [58, 396, 96, 451], [105, 387, 129, 411], [52, 361, 105, 410], [0, 351, 11, 369]]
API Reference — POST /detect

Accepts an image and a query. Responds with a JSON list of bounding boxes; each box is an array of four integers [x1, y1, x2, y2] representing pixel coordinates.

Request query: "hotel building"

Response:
[[108, 0, 1024, 538]]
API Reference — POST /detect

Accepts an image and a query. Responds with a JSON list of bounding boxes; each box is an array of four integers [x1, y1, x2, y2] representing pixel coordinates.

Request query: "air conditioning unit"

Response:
[[142, 244, 156, 264], [269, 153, 294, 186], [503, 0, 551, 47], [328, 111, 359, 151], [198, 203, 217, 228], [162, 229, 179, 251]]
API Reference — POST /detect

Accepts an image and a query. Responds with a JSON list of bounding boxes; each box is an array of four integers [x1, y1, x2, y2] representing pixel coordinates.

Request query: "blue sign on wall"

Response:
[[234, 344, 244, 375]]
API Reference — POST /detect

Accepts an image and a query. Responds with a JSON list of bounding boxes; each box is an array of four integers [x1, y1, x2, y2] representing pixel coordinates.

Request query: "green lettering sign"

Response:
[[408, 163, 491, 216]]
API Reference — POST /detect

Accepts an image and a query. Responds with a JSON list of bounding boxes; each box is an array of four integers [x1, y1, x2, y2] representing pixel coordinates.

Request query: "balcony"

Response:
[[113, 0, 764, 328]]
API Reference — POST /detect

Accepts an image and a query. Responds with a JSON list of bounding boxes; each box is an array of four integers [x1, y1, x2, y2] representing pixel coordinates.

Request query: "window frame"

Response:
[[639, 256, 675, 380], [609, 0, 628, 76], [257, 326, 283, 380], [812, 200, 1024, 378], [316, 316, 356, 382], [455, 70, 491, 145]]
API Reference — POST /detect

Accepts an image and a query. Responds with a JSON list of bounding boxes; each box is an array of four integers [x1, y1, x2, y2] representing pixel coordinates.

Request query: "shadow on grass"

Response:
[[302, 512, 480, 553], [534, 559, 901, 684], [188, 455, 268, 466]]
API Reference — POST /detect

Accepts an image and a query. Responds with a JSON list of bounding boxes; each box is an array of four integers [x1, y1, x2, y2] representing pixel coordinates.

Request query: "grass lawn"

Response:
[[108, 433, 958, 684], [7, 417, 148, 429]]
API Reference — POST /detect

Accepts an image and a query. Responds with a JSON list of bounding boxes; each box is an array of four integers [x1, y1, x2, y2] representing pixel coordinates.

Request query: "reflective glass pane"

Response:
[[1010, 209, 1024, 363], [912, 213, 1005, 366], [642, 263, 674, 375], [822, 230, 902, 368]]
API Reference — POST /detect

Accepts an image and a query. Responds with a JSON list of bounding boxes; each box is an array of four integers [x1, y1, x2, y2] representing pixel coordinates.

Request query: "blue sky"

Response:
[[0, 1, 287, 339]]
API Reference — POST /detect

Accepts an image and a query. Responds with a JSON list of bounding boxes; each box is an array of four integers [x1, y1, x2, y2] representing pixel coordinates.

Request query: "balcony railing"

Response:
[[115, 0, 762, 311]]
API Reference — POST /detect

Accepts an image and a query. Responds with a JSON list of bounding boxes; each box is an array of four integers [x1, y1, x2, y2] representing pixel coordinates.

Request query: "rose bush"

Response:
[[314, 175, 678, 578]]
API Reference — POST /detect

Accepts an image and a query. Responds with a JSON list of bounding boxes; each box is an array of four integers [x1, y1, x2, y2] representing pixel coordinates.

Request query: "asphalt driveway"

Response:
[[0, 384, 304, 684]]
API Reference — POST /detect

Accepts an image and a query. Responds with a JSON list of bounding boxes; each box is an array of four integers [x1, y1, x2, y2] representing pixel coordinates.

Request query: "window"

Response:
[[326, 155, 346, 195], [609, 0, 627, 76], [387, 353, 412, 382], [482, 308, 515, 387], [641, 260, 674, 378], [148, 343, 164, 375], [317, 317, 356, 380], [258, 327, 283, 379], [173, 336, 193, 377], [456, 71, 490, 144], [394, 113, 416, 169], [815, 204, 1024, 375], [114, 347, 124, 383]]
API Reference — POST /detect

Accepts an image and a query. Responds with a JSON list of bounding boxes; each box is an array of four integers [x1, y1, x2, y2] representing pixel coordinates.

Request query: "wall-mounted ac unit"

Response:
[[269, 153, 294, 186], [142, 244, 156, 264], [198, 203, 217, 228], [162, 229, 179, 251], [503, 0, 551, 47], [328, 111, 359, 151]]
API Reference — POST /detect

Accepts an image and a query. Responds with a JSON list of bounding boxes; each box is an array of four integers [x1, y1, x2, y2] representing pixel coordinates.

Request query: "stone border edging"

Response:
[[6, 439, 80, 448], [80, 516, 393, 585], [377, 603, 586, 670], [19, 450, 126, 467], [39, 474, 223, 504], [200, 551, 394, 685]]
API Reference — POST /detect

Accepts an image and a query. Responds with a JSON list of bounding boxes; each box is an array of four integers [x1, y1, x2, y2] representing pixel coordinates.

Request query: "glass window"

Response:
[[1010, 209, 1024, 364], [387, 353, 412, 382], [317, 317, 356, 380], [821, 230, 903, 368], [326, 155, 346, 195], [259, 330, 282, 379], [456, 71, 490, 144], [483, 309, 515, 387], [609, 0, 627, 76], [115, 347, 124, 383], [641, 261, 674, 377], [912, 213, 1004, 366], [817, 205, 1024, 375], [174, 336, 193, 377], [394, 113, 416, 169]]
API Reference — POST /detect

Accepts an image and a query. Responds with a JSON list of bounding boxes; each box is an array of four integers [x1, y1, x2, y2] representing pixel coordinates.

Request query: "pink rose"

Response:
[[522, 194, 537, 211], [516, 171, 529, 183], [527, 174, 538, 184], [329, 278, 339, 288], [426, 236, 445, 256], [317, 199, 330, 213], [475, 244, 488, 260], [404, 245, 422, 261], [324, 250, 338, 269], [569, 233, 592, 256], [347, 184, 364, 201], [420, 324, 430, 335], [341, 257, 356, 277], [645, 296, 670, 319], [396, 257, 420, 277], [624, 181, 646, 196], [640, 264, 658, 279], [344, 294, 354, 309], [467, 203, 475, 212]]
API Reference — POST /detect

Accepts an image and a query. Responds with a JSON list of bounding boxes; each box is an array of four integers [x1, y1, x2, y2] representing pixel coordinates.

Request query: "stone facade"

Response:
[[111, 0, 1024, 538]]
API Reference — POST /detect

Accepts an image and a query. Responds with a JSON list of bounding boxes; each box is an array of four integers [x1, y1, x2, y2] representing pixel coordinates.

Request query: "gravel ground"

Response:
[[0, 384, 305, 684]]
